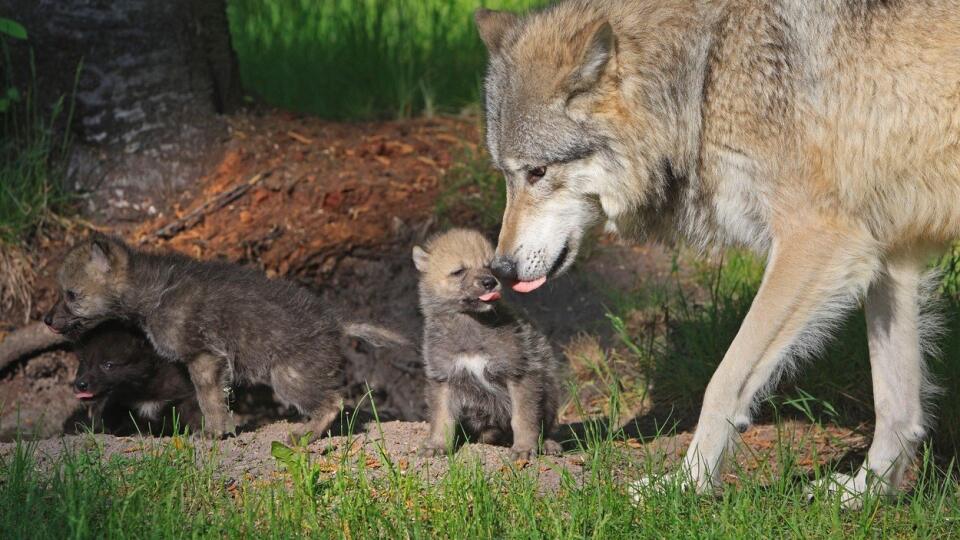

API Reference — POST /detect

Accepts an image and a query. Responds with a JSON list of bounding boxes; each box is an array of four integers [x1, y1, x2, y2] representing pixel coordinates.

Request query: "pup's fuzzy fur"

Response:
[[47, 235, 404, 439], [476, 0, 960, 504], [413, 229, 564, 459], [70, 320, 201, 435]]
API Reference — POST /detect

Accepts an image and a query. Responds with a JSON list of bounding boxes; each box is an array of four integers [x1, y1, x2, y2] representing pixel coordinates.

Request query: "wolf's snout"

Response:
[[43, 311, 54, 327], [74, 379, 88, 392], [490, 256, 518, 283], [479, 276, 498, 291]]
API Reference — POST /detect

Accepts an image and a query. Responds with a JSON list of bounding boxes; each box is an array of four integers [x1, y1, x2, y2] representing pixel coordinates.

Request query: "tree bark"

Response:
[[3, 0, 243, 218]]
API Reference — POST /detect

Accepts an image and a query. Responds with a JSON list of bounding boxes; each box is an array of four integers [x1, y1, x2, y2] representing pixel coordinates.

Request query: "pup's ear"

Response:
[[89, 238, 112, 274], [412, 246, 429, 272], [89, 233, 129, 274], [475, 9, 519, 54], [565, 22, 616, 96]]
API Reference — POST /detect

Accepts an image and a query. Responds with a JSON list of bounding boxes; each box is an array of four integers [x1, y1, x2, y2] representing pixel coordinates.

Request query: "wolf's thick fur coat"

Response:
[[48, 236, 350, 438], [71, 321, 201, 435], [477, 0, 960, 504], [414, 229, 564, 459]]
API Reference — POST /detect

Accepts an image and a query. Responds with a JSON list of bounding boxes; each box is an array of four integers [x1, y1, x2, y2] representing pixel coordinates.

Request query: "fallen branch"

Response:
[[0, 321, 69, 372], [148, 171, 267, 241]]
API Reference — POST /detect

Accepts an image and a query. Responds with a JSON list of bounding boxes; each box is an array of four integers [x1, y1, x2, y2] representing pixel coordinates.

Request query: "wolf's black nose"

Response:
[[490, 257, 517, 282], [480, 276, 498, 291], [74, 380, 88, 391], [43, 311, 53, 326]]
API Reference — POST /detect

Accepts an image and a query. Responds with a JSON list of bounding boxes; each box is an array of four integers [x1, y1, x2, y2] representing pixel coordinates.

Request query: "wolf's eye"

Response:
[[65, 290, 78, 302], [527, 166, 547, 184], [450, 268, 465, 277], [103, 361, 114, 370]]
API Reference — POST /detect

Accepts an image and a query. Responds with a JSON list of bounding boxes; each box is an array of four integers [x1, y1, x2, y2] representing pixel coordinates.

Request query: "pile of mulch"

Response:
[[134, 111, 482, 281]]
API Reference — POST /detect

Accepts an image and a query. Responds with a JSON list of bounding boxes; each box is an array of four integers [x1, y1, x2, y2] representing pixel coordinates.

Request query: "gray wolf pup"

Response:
[[70, 320, 201, 435], [46, 234, 406, 440], [413, 228, 564, 459], [476, 0, 960, 505]]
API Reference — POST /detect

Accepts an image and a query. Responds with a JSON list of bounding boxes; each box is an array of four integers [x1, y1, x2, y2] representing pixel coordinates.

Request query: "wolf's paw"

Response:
[[509, 445, 538, 462], [417, 444, 448, 458], [288, 430, 320, 445], [541, 439, 563, 456], [628, 471, 716, 505], [628, 474, 675, 505], [807, 472, 878, 510], [198, 420, 236, 440]]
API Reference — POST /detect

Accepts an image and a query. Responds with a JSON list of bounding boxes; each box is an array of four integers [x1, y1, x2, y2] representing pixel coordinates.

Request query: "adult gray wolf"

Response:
[[413, 229, 564, 459], [45, 234, 407, 440], [476, 0, 960, 505]]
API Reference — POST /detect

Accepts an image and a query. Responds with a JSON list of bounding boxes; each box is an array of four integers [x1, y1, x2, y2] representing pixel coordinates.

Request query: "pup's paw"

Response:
[[541, 439, 563, 456], [509, 445, 537, 462], [417, 444, 448, 458], [198, 420, 236, 440], [288, 430, 320, 445]]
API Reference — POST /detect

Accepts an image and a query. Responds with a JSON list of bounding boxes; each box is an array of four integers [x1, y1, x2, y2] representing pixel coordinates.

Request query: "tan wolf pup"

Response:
[[475, 0, 960, 506]]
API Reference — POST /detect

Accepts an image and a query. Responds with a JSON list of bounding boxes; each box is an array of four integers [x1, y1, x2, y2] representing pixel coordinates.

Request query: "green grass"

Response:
[[435, 144, 506, 234], [607, 248, 960, 462], [2, 421, 958, 538], [227, 0, 545, 120]]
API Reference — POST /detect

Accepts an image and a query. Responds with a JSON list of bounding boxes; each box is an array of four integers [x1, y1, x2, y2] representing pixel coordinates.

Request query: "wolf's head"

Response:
[[476, 3, 699, 292], [72, 321, 157, 402], [413, 229, 501, 314], [45, 234, 132, 337]]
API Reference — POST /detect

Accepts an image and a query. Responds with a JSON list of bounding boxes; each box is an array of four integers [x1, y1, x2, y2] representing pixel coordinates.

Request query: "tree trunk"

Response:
[[3, 0, 243, 218]]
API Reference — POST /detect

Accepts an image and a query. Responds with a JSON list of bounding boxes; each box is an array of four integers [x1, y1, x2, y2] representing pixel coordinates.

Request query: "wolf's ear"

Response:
[[412, 246, 429, 272], [566, 22, 616, 95], [89, 239, 112, 274], [89, 234, 129, 274], [475, 9, 519, 54]]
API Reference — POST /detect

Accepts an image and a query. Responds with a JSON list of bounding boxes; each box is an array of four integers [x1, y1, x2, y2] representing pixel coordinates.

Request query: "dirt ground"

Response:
[[0, 110, 870, 490], [0, 420, 868, 495]]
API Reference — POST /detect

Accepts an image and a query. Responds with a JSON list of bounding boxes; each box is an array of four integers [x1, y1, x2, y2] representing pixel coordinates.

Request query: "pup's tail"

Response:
[[342, 322, 411, 348]]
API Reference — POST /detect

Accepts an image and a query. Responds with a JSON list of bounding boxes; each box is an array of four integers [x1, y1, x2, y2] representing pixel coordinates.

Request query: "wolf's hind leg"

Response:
[[812, 249, 933, 508], [187, 353, 236, 437], [672, 227, 879, 493]]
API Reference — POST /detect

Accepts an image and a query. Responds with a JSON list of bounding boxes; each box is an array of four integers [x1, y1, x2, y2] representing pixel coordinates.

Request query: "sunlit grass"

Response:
[[1, 420, 957, 539], [227, 0, 545, 120]]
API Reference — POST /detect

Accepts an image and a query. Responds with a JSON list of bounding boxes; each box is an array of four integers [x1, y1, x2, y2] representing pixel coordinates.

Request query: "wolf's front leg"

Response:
[[811, 248, 931, 508], [186, 353, 236, 437], [668, 226, 879, 493], [507, 378, 558, 460], [419, 382, 456, 456]]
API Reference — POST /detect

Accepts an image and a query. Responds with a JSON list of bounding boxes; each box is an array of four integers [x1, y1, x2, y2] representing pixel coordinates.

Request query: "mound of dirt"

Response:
[[0, 420, 868, 496]]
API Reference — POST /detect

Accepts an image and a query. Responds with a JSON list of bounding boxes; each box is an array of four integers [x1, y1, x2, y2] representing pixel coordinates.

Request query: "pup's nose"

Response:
[[74, 380, 88, 391], [490, 256, 518, 282], [480, 276, 498, 291], [43, 311, 53, 327]]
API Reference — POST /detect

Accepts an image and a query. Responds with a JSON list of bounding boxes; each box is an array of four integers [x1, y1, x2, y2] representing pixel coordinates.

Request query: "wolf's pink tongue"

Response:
[[512, 277, 547, 293], [478, 291, 501, 302], [75, 392, 94, 399]]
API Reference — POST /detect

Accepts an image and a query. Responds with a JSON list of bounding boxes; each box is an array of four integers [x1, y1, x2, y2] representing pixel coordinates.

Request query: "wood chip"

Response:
[[287, 131, 313, 145]]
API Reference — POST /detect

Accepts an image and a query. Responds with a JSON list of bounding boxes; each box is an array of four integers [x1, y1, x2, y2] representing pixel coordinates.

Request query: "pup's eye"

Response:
[[450, 268, 465, 277], [527, 166, 547, 184], [65, 290, 78, 302], [103, 361, 114, 370]]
